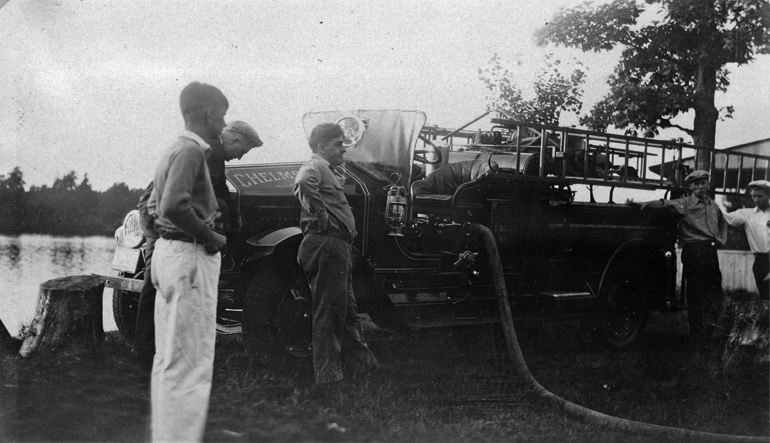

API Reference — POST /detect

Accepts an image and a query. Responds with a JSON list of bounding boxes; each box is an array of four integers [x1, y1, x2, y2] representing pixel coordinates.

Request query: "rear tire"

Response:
[[593, 260, 648, 349], [242, 260, 313, 371]]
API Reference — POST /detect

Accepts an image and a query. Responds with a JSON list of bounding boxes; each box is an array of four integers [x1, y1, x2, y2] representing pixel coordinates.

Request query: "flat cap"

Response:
[[747, 180, 770, 193], [224, 121, 263, 147], [685, 170, 709, 183]]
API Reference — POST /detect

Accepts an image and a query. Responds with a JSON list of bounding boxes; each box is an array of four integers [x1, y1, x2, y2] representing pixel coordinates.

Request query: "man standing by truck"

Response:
[[207, 120, 263, 234], [293, 122, 379, 384], [630, 170, 727, 346], [130, 120, 262, 363], [724, 180, 770, 300], [130, 181, 158, 365], [149, 81, 227, 442], [207, 120, 263, 270]]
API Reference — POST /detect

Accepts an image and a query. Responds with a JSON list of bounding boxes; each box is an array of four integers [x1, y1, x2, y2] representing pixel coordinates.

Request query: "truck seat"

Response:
[[411, 159, 496, 214]]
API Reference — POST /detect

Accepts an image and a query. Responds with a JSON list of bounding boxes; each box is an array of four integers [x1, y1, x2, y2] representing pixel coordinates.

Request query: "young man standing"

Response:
[[724, 180, 770, 300], [631, 170, 727, 344], [131, 181, 159, 365], [149, 81, 228, 442], [132, 120, 262, 360], [206, 120, 263, 234], [293, 123, 378, 384]]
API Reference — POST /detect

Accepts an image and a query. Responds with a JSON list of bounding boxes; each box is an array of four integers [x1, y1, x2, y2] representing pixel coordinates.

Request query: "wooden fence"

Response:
[[676, 249, 759, 294]]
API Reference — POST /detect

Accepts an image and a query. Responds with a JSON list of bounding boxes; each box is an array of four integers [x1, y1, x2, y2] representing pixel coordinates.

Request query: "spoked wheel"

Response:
[[593, 260, 648, 349], [242, 261, 313, 370]]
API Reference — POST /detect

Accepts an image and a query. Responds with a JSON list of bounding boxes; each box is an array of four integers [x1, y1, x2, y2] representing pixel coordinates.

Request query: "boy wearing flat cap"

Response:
[[207, 120, 263, 235], [629, 170, 727, 345], [724, 180, 770, 299]]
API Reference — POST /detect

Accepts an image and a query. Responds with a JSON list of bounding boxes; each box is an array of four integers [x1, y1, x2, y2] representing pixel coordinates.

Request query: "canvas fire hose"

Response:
[[466, 222, 765, 443]]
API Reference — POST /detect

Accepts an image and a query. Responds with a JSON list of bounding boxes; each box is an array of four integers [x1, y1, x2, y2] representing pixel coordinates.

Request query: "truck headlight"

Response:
[[117, 210, 144, 249]]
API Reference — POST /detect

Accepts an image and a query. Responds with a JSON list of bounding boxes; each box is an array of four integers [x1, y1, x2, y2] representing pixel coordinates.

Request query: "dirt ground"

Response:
[[0, 312, 767, 442]]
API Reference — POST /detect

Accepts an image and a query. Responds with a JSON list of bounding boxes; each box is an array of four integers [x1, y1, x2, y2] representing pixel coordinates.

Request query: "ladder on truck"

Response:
[[420, 114, 770, 197]]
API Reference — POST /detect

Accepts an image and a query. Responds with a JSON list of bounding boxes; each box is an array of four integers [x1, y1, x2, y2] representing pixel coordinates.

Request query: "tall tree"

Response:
[[535, 0, 770, 169], [479, 53, 586, 125], [1, 167, 26, 192], [0, 167, 27, 234], [52, 171, 79, 192]]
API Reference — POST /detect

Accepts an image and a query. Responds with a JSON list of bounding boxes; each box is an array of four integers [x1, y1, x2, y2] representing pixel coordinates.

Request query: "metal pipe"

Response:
[[441, 111, 491, 141]]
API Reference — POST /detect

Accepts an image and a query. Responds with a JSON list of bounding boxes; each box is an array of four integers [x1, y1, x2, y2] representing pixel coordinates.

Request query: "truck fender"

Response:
[[245, 228, 409, 331], [598, 239, 667, 305], [244, 227, 303, 262]]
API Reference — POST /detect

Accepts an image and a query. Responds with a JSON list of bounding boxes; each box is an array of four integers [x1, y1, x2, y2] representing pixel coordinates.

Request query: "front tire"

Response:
[[594, 260, 648, 349], [112, 273, 140, 346], [242, 260, 313, 371]]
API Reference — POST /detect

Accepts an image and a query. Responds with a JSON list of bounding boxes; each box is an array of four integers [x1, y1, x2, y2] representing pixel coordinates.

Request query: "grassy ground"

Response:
[[0, 311, 767, 442]]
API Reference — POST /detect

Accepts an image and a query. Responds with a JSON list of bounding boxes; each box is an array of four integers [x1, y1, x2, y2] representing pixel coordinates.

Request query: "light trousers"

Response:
[[151, 238, 220, 442]]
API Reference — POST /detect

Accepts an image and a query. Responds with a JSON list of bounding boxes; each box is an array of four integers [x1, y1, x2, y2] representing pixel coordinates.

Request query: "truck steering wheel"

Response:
[[414, 136, 443, 165]]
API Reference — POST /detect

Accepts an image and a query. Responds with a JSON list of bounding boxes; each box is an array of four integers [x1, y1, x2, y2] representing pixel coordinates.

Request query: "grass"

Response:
[[0, 310, 767, 442]]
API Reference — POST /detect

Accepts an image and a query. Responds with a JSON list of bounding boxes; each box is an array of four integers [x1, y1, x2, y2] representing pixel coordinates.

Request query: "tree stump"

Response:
[[720, 298, 769, 372], [18, 275, 106, 358]]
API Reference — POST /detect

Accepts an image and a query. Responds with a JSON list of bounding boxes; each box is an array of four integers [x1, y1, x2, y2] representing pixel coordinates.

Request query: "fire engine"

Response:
[[106, 110, 769, 365]]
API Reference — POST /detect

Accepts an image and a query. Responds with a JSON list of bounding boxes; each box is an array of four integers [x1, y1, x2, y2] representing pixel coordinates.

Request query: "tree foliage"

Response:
[[535, 0, 770, 160], [0, 167, 143, 236], [478, 53, 586, 125]]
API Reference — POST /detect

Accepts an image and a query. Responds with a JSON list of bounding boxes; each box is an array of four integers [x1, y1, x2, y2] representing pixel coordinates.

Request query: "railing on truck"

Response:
[[420, 114, 770, 197]]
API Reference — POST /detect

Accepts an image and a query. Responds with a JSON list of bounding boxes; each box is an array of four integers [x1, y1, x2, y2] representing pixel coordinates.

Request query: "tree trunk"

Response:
[[720, 298, 769, 373], [18, 275, 106, 358], [691, 61, 719, 171]]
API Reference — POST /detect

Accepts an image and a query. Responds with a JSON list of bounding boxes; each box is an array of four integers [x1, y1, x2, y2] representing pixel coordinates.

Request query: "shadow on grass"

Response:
[[0, 311, 767, 442]]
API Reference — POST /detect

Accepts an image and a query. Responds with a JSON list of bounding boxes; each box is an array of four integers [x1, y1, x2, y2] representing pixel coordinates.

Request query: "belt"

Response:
[[311, 229, 354, 245], [684, 240, 718, 248], [160, 232, 197, 243]]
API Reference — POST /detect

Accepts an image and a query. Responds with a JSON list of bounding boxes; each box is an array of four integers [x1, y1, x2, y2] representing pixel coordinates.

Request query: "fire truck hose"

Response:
[[466, 222, 765, 443]]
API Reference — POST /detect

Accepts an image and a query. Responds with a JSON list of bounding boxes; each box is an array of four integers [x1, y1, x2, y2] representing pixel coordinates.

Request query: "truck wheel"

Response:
[[112, 276, 140, 346], [242, 261, 313, 371], [595, 260, 648, 349]]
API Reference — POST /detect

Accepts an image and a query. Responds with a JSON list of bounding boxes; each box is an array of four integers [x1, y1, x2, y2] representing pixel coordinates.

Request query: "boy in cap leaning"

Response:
[[206, 120, 263, 234], [628, 170, 727, 346]]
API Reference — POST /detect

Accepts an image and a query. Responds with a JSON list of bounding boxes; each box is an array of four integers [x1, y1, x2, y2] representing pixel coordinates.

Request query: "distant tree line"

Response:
[[0, 167, 143, 237]]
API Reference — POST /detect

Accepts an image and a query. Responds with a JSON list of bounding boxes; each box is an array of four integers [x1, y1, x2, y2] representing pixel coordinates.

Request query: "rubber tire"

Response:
[[242, 260, 313, 372], [594, 260, 648, 350], [112, 274, 140, 346]]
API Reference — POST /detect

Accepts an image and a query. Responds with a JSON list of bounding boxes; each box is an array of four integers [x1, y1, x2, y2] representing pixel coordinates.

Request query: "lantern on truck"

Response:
[[385, 173, 407, 237]]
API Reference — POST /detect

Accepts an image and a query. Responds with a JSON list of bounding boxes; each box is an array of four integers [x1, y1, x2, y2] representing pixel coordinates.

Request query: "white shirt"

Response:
[[724, 206, 770, 253]]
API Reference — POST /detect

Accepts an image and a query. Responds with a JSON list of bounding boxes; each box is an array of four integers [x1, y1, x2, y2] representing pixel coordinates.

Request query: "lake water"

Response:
[[0, 234, 118, 337]]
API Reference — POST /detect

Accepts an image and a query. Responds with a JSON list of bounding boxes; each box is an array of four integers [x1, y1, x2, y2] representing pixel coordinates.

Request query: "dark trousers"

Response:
[[134, 234, 157, 354], [754, 253, 769, 300], [297, 233, 378, 384], [682, 241, 724, 341], [216, 198, 239, 271]]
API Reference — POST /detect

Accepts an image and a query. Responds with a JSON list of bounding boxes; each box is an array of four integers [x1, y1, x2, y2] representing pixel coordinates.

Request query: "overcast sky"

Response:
[[1, 0, 768, 191]]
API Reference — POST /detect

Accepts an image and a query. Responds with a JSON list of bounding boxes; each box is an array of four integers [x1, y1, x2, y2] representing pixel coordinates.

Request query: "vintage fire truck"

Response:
[[106, 110, 768, 365]]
